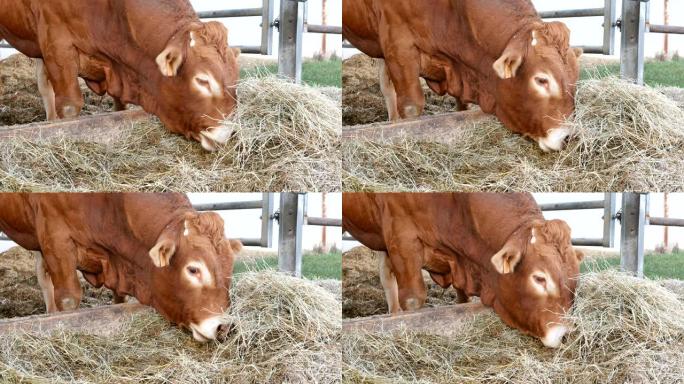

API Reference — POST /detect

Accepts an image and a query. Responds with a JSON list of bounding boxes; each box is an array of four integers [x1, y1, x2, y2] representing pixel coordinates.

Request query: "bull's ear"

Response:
[[229, 239, 243, 253], [156, 43, 184, 77], [231, 47, 241, 58], [493, 30, 533, 79], [491, 245, 522, 274], [572, 47, 584, 58], [574, 248, 585, 262], [149, 238, 176, 267], [156, 26, 200, 77]]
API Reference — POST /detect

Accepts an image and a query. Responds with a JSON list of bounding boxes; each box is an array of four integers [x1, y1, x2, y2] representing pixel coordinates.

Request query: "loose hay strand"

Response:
[[342, 270, 684, 384], [0, 271, 342, 384], [343, 77, 684, 192]]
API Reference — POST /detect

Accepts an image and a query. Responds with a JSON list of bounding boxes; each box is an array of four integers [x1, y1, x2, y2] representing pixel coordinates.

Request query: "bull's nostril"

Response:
[[217, 323, 228, 334]]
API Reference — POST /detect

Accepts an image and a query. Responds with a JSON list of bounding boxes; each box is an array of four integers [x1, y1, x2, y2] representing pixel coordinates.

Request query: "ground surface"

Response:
[[0, 54, 116, 126], [0, 247, 113, 319], [342, 53, 684, 126], [343, 245, 684, 319]]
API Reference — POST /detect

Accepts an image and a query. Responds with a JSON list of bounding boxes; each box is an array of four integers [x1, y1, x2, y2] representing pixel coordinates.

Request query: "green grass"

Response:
[[241, 58, 342, 88], [582, 252, 684, 280], [581, 59, 684, 88], [234, 252, 342, 280]]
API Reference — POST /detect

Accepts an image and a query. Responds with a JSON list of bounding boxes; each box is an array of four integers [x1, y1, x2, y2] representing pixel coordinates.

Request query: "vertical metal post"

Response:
[[260, 193, 274, 248], [620, 0, 647, 84], [261, 0, 275, 55], [278, 0, 304, 83], [620, 193, 646, 277], [603, 0, 618, 55], [602, 193, 617, 247], [278, 193, 304, 277]]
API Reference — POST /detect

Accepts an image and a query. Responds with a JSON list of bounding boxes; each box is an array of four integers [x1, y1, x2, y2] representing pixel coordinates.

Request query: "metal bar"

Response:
[[539, 200, 605, 211], [572, 238, 605, 247], [197, 8, 263, 19], [306, 217, 342, 227], [278, 193, 304, 277], [648, 24, 684, 34], [261, 193, 274, 248], [0, 234, 9, 241], [239, 238, 262, 247], [193, 200, 263, 212], [579, 45, 605, 54], [620, 0, 647, 84], [278, 0, 304, 83], [648, 217, 684, 227], [0, 43, 11, 49], [235, 45, 262, 55], [306, 24, 343, 34], [620, 193, 646, 277], [603, 193, 617, 248], [604, 0, 618, 55], [261, 0, 275, 55], [539, 8, 605, 19], [343, 235, 355, 241]]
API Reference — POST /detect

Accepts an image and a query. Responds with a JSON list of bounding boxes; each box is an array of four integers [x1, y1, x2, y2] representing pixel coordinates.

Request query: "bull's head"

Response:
[[491, 22, 582, 152], [154, 21, 240, 151], [488, 219, 584, 348], [147, 211, 241, 342]]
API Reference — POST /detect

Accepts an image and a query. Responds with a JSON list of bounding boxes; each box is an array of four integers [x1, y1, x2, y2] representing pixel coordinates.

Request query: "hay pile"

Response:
[[343, 77, 684, 191], [0, 75, 341, 192], [343, 246, 467, 318], [342, 54, 461, 126], [343, 270, 684, 383], [0, 54, 116, 126], [0, 247, 113, 318], [0, 271, 342, 383]]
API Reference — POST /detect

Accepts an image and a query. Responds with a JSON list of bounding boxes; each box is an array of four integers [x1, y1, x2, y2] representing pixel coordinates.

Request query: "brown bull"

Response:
[[0, 0, 240, 151], [343, 193, 584, 348], [343, 0, 583, 151], [0, 193, 242, 342]]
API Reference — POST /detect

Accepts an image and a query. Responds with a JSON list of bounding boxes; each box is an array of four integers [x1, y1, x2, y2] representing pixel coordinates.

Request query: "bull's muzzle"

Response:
[[537, 126, 572, 152], [190, 315, 229, 342], [199, 125, 234, 152], [541, 324, 569, 348]]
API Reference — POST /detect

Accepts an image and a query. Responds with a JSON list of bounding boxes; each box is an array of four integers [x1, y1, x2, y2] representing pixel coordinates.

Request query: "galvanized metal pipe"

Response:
[[539, 200, 605, 211], [278, 193, 304, 277], [306, 217, 342, 227], [648, 24, 684, 34], [539, 8, 605, 19], [648, 217, 684, 227], [620, 0, 647, 84], [197, 8, 262, 19], [620, 193, 646, 277], [306, 24, 343, 34], [193, 200, 263, 212]]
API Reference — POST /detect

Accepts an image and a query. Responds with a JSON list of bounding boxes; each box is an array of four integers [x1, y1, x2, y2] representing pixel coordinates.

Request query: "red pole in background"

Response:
[[321, 0, 328, 57], [664, 0, 670, 56]]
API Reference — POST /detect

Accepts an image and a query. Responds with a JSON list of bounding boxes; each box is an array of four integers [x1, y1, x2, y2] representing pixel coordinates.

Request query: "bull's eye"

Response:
[[535, 77, 550, 88], [533, 274, 547, 287], [196, 77, 211, 89], [187, 266, 200, 275]]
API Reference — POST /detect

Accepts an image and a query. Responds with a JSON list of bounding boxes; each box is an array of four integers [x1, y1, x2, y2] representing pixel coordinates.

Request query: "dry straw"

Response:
[[0, 271, 342, 383], [343, 270, 684, 384], [0, 74, 341, 192], [343, 77, 684, 192]]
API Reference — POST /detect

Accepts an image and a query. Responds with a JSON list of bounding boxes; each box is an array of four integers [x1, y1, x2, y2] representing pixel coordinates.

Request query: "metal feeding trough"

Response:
[[342, 302, 488, 335], [0, 303, 152, 336]]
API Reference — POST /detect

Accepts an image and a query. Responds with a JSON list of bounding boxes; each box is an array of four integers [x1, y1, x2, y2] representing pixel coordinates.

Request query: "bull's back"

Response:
[[0, 194, 40, 250], [343, 0, 383, 57], [343, 193, 387, 251]]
